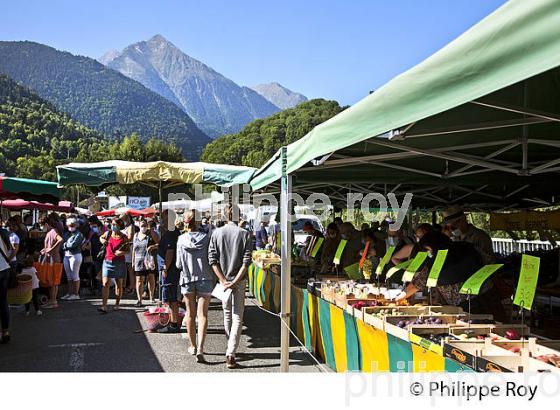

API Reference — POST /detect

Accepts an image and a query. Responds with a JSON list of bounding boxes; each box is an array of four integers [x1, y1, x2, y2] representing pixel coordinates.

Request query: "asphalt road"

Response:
[[0, 291, 322, 372]]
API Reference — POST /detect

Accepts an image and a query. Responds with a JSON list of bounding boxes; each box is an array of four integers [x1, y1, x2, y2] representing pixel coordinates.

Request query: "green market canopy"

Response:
[[0, 176, 60, 202], [250, 0, 560, 210], [57, 160, 256, 189]]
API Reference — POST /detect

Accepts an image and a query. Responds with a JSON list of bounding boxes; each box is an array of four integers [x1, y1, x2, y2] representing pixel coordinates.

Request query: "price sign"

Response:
[[375, 246, 395, 275], [333, 239, 347, 265], [426, 250, 448, 288], [310, 237, 324, 258], [385, 259, 412, 280], [513, 254, 540, 311], [402, 252, 428, 282], [459, 264, 503, 295], [344, 262, 362, 280]]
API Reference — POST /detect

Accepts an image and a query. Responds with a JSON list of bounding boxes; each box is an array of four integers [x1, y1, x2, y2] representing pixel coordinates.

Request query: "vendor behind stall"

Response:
[[338, 222, 362, 270], [320, 223, 341, 273], [301, 221, 324, 265], [395, 231, 506, 321]]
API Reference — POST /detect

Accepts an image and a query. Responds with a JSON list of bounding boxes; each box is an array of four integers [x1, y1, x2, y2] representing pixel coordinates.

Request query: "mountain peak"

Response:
[[101, 36, 281, 137], [147, 34, 172, 45], [251, 82, 307, 110]]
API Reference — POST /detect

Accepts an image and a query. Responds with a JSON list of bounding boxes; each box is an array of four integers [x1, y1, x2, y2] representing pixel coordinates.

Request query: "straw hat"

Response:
[[441, 205, 466, 225]]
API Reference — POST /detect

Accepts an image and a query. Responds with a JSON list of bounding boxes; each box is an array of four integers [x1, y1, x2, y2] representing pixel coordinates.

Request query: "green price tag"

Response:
[[385, 259, 412, 279], [310, 237, 324, 258], [426, 250, 448, 288], [344, 262, 362, 280], [375, 246, 395, 275], [513, 254, 540, 311], [333, 239, 347, 265], [459, 264, 503, 295], [402, 252, 428, 282]]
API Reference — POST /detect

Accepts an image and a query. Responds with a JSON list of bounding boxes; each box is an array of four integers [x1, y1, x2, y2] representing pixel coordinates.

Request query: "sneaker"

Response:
[[226, 355, 237, 369], [187, 346, 197, 355], [196, 353, 205, 363], [61, 294, 71, 300], [36, 310, 43, 316], [25, 311, 30, 317], [42, 302, 58, 309], [157, 323, 180, 334], [68, 295, 81, 301]]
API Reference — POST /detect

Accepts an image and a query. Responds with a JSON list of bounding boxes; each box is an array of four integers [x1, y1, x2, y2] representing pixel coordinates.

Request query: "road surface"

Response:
[[0, 291, 322, 372]]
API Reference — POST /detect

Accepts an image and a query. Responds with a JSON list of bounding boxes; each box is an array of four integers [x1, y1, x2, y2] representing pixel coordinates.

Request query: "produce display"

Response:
[[535, 354, 560, 367], [252, 250, 281, 268]]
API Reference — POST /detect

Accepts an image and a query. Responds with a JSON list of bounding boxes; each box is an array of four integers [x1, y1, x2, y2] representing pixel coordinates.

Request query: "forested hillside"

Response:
[[201, 99, 344, 167], [0, 41, 210, 159], [0, 74, 182, 181]]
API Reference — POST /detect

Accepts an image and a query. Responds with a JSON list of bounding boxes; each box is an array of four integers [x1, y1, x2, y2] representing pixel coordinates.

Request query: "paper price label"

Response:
[[513, 254, 540, 310], [459, 264, 503, 295], [375, 246, 395, 275], [426, 250, 448, 288], [344, 262, 362, 280], [385, 259, 412, 280], [333, 239, 347, 265], [402, 251, 428, 282], [310, 237, 324, 258]]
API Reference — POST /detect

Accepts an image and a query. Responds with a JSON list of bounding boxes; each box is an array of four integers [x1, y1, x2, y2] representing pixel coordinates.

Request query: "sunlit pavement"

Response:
[[0, 292, 321, 372]]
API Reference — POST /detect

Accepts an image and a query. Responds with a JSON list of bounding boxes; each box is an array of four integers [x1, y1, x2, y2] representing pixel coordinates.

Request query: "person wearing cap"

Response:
[[61, 217, 85, 300], [441, 205, 495, 265]]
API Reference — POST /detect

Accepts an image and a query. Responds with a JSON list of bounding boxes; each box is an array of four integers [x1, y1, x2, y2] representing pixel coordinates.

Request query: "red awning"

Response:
[[0, 199, 74, 212], [96, 207, 155, 217]]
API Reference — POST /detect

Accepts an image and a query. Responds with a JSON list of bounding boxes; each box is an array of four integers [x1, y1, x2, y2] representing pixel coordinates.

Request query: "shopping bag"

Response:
[[35, 255, 63, 287]]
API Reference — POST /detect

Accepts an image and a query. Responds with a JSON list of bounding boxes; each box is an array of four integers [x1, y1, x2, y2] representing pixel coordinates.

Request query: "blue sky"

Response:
[[1, 0, 506, 105]]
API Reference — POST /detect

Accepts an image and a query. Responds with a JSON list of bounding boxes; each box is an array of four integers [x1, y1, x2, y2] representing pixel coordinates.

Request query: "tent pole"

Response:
[[280, 146, 292, 373], [159, 180, 163, 216]]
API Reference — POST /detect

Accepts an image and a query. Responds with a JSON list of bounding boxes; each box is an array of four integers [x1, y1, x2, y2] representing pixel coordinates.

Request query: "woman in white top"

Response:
[[0, 229, 13, 343]]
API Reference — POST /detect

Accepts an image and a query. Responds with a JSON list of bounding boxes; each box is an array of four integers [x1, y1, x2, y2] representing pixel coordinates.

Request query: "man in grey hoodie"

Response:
[[208, 204, 253, 369]]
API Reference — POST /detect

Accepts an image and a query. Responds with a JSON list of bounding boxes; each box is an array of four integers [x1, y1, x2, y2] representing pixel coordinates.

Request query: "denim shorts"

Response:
[[181, 279, 215, 296], [102, 259, 126, 279]]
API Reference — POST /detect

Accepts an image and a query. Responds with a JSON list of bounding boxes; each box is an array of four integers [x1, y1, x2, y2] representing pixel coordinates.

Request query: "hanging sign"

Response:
[[513, 254, 540, 311], [333, 239, 348, 265], [310, 237, 324, 258], [359, 241, 370, 270], [344, 262, 362, 280], [459, 264, 503, 295], [426, 250, 448, 288], [402, 252, 428, 282], [375, 246, 395, 275]]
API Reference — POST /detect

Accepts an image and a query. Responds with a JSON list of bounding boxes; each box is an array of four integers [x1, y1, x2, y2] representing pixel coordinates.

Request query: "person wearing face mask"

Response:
[[441, 206, 495, 265], [390, 223, 433, 266], [99, 218, 129, 313], [61, 218, 85, 300], [132, 219, 159, 306]]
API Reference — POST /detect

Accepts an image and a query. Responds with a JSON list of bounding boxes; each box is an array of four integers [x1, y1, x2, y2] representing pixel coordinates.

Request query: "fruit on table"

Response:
[[508, 346, 521, 353], [505, 330, 520, 340], [350, 300, 380, 310], [535, 354, 560, 368]]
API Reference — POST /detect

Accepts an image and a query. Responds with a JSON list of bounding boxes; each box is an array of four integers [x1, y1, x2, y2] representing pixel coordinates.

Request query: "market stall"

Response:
[[248, 0, 560, 372], [249, 255, 560, 373]]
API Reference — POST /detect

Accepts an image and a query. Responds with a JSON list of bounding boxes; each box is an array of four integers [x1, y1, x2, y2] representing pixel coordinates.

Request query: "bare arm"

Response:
[[391, 243, 414, 265]]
